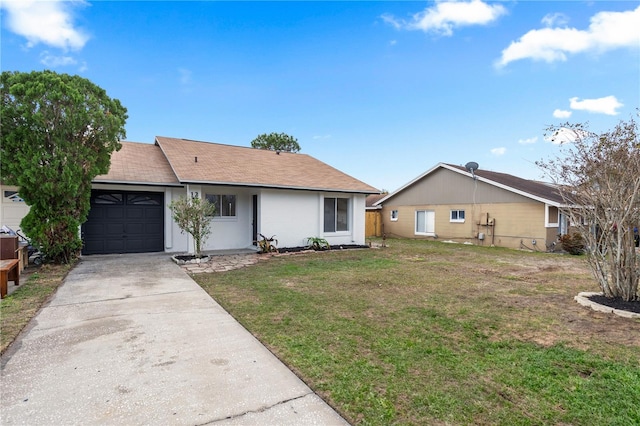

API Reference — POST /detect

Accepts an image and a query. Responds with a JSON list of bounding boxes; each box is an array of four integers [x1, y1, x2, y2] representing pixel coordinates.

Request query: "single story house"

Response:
[[83, 136, 379, 255], [374, 163, 567, 250]]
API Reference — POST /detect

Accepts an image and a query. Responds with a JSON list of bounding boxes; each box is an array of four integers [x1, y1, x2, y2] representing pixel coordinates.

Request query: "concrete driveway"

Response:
[[1, 253, 348, 425]]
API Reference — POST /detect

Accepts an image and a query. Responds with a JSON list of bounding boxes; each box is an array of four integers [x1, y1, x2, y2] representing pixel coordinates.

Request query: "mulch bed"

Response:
[[587, 295, 640, 314], [277, 245, 369, 254]]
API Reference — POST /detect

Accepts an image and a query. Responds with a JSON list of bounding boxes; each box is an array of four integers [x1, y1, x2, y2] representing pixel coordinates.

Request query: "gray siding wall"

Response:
[[386, 168, 533, 206]]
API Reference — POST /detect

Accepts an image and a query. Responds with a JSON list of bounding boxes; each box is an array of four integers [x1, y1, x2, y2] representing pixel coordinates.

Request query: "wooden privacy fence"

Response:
[[366, 210, 382, 237]]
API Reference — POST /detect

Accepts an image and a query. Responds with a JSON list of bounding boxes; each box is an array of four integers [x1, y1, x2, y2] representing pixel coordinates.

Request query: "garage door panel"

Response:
[[126, 207, 144, 219], [145, 209, 163, 220], [106, 223, 125, 235], [83, 222, 104, 234], [82, 190, 164, 255], [104, 239, 126, 252], [145, 221, 163, 232], [125, 222, 145, 234], [106, 208, 125, 219], [82, 240, 104, 254]]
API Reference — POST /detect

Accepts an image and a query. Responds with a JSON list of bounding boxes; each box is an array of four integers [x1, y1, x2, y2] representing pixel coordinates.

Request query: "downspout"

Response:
[[165, 188, 173, 250], [185, 184, 193, 254]]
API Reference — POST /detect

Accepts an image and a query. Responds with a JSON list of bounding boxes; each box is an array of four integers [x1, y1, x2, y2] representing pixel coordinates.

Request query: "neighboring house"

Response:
[[0, 184, 30, 233], [374, 163, 567, 250], [83, 136, 379, 255]]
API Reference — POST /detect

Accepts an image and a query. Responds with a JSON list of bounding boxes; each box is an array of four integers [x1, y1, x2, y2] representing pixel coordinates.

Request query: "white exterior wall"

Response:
[[350, 193, 367, 245], [168, 185, 256, 253], [259, 190, 367, 248], [259, 189, 320, 248], [89, 184, 368, 254]]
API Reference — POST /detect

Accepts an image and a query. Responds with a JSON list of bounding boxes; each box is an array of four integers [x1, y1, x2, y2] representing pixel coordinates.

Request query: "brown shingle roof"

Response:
[[155, 136, 379, 193], [366, 193, 386, 208], [94, 142, 179, 185], [446, 164, 563, 204]]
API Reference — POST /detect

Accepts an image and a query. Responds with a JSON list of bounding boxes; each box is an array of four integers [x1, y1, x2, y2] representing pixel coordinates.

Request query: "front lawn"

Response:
[[6, 240, 636, 423], [193, 239, 640, 425]]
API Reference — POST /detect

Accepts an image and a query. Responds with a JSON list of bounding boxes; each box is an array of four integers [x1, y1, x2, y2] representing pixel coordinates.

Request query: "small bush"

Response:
[[306, 237, 330, 251], [559, 233, 585, 255]]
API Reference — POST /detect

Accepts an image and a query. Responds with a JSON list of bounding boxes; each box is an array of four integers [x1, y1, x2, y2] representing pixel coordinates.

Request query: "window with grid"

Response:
[[450, 210, 465, 223]]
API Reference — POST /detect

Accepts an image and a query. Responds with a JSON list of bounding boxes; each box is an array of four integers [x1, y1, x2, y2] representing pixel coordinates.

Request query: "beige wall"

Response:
[[381, 202, 555, 249]]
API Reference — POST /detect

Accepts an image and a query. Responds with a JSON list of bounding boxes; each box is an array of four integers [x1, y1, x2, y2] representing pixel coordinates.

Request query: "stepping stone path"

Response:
[[180, 253, 261, 274]]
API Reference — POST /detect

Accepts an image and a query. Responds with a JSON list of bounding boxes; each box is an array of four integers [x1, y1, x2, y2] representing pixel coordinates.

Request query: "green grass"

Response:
[[0, 263, 72, 354], [194, 238, 640, 425]]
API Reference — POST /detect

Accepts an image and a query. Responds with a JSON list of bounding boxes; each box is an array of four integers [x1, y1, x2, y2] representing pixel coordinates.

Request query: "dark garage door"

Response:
[[82, 190, 164, 255]]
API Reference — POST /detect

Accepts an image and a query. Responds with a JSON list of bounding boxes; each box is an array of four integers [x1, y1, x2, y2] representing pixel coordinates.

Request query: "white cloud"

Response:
[[491, 147, 506, 156], [496, 5, 640, 67], [541, 13, 569, 28], [569, 96, 623, 115], [40, 51, 77, 67], [518, 137, 538, 145], [312, 135, 332, 140], [382, 0, 507, 36], [553, 109, 572, 118], [1, 0, 89, 50]]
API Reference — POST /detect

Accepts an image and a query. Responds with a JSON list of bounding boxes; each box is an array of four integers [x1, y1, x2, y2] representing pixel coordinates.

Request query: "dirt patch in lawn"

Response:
[[480, 253, 639, 350]]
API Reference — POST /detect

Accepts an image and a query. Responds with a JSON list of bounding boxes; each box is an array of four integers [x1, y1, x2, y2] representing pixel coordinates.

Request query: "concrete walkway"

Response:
[[1, 253, 348, 425]]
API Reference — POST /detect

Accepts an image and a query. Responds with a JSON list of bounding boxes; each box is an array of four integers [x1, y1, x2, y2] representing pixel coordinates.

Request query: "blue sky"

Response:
[[1, 1, 638, 192]]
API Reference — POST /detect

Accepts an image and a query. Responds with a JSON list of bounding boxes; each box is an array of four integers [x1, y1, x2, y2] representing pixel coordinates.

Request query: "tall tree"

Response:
[[1, 70, 127, 263], [250, 132, 301, 153], [537, 117, 640, 301]]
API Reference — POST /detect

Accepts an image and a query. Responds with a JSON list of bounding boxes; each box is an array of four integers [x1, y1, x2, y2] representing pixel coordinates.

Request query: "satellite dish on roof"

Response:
[[465, 161, 479, 180]]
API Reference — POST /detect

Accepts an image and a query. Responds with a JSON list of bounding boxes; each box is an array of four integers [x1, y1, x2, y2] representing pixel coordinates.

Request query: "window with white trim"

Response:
[[450, 209, 465, 223], [324, 197, 349, 232], [390, 210, 398, 221], [205, 194, 236, 217]]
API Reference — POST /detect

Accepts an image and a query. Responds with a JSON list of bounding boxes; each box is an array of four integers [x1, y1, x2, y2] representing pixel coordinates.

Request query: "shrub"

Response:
[[559, 233, 585, 255]]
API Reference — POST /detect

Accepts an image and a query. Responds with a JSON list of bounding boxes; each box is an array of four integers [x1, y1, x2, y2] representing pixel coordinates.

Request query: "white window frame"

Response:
[[450, 209, 465, 223], [415, 210, 435, 236], [545, 204, 559, 227], [324, 197, 350, 233], [205, 193, 237, 220], [390, 210, 399, 221]]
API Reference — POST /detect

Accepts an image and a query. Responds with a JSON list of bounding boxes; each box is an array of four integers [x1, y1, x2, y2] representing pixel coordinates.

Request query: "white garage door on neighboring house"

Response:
[[82, 190, 164, 255]]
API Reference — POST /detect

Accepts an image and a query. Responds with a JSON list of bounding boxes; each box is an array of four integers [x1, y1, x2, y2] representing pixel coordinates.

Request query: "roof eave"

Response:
[[92, 179, 183, 187], [178, 179, 379, 194], [374, 162, 446, 205], [375, 163, 565, 207]]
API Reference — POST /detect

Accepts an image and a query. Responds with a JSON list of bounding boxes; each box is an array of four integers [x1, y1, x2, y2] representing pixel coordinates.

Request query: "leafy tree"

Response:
[[169, 196, 216, 257], [1, 70, 127, 263], [250, 132, 301, 153], [537, 117, 639, 301]]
